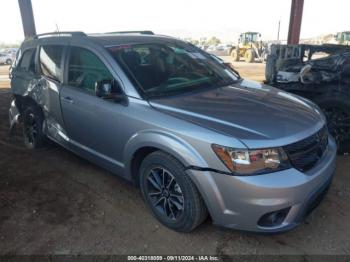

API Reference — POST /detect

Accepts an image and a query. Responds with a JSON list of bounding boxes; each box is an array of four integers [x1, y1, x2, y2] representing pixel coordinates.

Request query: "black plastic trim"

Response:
[[184, 166, 232, 176]]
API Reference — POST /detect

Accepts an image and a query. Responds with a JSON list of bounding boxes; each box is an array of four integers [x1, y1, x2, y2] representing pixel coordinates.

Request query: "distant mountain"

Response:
[[156, 27, 244, 43]]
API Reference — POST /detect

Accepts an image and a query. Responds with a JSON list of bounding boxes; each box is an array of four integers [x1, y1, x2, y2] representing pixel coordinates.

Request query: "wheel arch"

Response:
[[124, 130, 208, 186], [13, 94, 42, 115], [229, 46, 238, 54]]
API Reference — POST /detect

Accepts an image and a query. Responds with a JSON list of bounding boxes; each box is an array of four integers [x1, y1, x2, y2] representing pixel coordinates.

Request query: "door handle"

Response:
[[62, 96, 74, 104]]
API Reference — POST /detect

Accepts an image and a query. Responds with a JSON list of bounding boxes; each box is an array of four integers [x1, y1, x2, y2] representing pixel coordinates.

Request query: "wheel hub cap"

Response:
[[162, 188, 170, 198], [146, 167, 184, 221]]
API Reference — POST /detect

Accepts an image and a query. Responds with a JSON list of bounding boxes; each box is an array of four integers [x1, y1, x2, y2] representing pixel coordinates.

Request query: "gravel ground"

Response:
[[0, 64, 350, 256]]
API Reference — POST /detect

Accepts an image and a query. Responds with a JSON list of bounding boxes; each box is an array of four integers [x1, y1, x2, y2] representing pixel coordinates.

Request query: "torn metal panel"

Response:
[[266, 44, 350, 153], [276, 71, 300, 83], [267, 44, 350, 85]]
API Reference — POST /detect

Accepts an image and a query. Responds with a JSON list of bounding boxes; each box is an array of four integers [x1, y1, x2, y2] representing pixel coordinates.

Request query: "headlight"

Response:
[[212, 144, 290, 175]]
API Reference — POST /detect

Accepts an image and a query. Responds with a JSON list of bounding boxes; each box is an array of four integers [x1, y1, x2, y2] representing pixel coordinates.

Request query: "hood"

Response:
[[149, 79, 325, 148]]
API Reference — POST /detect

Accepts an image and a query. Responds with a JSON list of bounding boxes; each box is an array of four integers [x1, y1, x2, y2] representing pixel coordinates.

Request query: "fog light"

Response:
[[258, 207, 291, 227]]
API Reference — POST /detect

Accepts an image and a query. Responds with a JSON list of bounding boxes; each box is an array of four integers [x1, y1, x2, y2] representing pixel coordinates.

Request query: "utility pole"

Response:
[[18, 0, 36, 38], [277, 20, 281, 42], [287, 0, 304, 44]]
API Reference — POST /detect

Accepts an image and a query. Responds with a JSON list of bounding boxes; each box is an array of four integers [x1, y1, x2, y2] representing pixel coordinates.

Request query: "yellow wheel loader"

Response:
[[229, 32, 267, 63]]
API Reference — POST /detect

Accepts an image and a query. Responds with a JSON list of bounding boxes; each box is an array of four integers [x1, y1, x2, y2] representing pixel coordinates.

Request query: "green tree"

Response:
[[207, 36, 221, 46], [190, 39, 200, 45]]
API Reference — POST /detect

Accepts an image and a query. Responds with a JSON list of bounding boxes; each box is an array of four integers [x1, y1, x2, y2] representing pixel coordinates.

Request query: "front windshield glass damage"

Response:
[[107, 43, 238, 97]]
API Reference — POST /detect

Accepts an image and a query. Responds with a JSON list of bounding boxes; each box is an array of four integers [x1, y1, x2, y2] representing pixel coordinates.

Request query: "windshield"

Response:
[[107, 42, 238, 97], [344, 33, 350, 41], [244, 33, 258, 43]]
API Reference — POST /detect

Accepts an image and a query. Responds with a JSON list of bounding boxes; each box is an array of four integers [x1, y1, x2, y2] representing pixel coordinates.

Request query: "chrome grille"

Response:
[[284, 126, 329, 172]]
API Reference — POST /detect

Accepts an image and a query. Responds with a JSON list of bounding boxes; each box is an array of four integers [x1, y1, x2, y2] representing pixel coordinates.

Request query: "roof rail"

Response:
[[105, 31, 154, 35], [33, 31, 87, 39]]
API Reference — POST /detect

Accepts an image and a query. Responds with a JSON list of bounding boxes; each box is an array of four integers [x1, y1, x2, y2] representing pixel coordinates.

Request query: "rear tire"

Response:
[[23, 104, 47, 149], [6, 59, 12, 65], [244, 49, 255, 63], [139, 151, 208, 232], [230, 48, 240, 62]]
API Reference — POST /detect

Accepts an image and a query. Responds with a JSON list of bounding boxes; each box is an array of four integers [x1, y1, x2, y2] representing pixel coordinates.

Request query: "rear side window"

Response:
[[39, 45, 64, 82], [68, 47, 113, 92], [17, 48, 36, 73]]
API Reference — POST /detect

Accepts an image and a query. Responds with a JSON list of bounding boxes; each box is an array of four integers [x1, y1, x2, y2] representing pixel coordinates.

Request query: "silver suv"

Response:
[[9, 31, 336, 233]]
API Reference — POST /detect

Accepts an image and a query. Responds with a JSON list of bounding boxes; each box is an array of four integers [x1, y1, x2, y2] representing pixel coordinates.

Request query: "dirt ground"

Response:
[[0, 62, 350, 256], [220, 56, 266, 83]]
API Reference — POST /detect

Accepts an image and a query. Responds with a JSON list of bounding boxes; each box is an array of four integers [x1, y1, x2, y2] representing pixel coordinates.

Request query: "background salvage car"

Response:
[[266, 44, 350, 153]]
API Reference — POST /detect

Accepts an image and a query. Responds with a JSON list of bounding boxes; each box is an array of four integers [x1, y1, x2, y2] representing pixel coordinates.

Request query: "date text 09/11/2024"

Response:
[[127, 255, 220, 261]]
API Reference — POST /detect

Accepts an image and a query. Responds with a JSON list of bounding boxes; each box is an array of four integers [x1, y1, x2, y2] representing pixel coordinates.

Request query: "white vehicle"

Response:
[[0, 52, 14, 65]]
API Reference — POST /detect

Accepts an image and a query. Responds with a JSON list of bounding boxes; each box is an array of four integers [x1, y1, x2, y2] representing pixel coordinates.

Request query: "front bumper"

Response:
[[187, 136, 337, 233]]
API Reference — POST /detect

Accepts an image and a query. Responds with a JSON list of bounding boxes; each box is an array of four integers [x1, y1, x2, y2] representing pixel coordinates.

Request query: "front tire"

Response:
[[23, 105, 47, 149], [230, 48, 240, 62], [6, 59, 12, 65], [244, 49, 255, 63], [139, 151, 208, 232]]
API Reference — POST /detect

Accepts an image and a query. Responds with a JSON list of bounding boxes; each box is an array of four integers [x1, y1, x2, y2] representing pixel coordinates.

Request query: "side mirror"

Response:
[[95, 79, 126, 103], [95, 79, 113, 98]]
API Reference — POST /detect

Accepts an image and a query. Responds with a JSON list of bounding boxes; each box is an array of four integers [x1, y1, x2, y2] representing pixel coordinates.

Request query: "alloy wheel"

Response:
[[146, 167, 185, 221]]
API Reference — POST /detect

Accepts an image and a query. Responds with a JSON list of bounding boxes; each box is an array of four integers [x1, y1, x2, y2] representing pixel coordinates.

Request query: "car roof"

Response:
[[87, 33, 180, 46], [21, 32, 183, 49]]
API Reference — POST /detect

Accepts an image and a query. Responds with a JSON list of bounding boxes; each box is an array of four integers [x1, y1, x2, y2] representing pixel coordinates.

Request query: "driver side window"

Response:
[[68, 47, 113, 93]]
